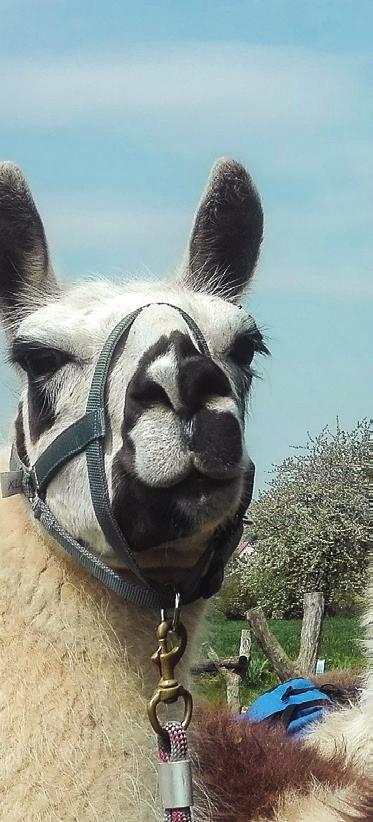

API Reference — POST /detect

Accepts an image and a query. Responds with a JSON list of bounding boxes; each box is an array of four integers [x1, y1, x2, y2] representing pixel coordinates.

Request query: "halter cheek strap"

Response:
[[1, 303, 255, 610]]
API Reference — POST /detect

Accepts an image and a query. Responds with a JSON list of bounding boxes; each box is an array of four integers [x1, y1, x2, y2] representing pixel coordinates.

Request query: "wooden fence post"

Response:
[[220, 669, 241, 714], [191, 592, 325, 707], [191, 628, 252, 713], [297, 592, 325, 674], [220, 628, 252, 713], [239, 629, 252, 663]]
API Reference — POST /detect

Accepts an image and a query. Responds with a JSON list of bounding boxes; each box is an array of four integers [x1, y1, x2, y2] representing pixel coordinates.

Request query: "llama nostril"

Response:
[[131, 379, 171, 408], [179, 357, 231, 417]]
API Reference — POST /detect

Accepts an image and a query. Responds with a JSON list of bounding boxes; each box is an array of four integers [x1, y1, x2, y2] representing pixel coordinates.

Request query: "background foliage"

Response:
[[217, 420, 369, 618], [193, 611, 364, 706]]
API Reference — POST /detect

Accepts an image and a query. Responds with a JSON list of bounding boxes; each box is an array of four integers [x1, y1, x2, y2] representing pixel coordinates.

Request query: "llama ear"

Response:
[[0, 162, 58, 330], [183, 158, 263, 300]]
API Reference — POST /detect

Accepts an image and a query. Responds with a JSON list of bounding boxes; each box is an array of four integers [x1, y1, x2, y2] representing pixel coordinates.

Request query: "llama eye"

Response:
[[229, 334, 255, 367], [19, 349, 67, 379]]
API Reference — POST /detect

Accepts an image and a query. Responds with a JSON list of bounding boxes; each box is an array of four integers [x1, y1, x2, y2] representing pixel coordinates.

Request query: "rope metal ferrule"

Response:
[[158, 760, 193, 810]]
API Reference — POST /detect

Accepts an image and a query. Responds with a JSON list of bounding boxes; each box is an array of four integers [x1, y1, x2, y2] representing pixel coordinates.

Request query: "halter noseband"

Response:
[[1, 303, 255, 609]]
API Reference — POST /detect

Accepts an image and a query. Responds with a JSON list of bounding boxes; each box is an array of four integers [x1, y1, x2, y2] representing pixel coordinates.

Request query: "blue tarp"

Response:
[[238, 677, 332, 738]]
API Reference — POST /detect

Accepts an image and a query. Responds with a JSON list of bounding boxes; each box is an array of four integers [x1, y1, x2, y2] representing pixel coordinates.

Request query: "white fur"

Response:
[[147, 347, 181, 410], [131, 408, 191, 487]]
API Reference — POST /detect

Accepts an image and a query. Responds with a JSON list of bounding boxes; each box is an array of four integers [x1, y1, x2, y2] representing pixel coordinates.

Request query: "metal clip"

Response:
[[147, 616, 193, 738]]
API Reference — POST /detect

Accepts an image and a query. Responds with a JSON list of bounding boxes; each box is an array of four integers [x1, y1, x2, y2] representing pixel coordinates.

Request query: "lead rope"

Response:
[[158, 722, 192, 822], [147, 595, 194, 821]]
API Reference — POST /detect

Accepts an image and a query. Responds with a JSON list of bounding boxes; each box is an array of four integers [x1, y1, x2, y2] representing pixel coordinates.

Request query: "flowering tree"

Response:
[[219, 420, 369, 617]]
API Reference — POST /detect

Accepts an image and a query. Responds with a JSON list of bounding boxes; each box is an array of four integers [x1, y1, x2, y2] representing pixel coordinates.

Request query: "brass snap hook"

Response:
[[147, 685, 193, 738], [147, 614, 193, 738]]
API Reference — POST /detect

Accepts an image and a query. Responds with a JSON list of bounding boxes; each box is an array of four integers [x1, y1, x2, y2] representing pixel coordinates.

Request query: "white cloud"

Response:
[[44, 197, 187, 249], [0, 44, 367, 130]]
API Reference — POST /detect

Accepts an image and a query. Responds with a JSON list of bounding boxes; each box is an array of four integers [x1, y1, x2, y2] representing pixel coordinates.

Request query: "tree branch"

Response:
[[245, 607, 299, 681]]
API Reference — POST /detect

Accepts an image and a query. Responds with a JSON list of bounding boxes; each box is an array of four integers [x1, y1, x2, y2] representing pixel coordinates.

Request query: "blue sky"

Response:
[[0, 1, 371, 491]]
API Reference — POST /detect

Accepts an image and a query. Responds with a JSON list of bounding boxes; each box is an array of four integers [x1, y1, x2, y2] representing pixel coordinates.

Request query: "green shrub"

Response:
[[247, 657, 270, 687], [215, 575, 243, 619], [327, 590, 365, 617], [215, 571, 258, 618], [220, 421, 369, 619]]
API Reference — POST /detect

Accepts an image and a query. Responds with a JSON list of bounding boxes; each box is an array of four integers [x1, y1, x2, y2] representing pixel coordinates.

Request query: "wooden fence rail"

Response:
[[191, 591, 325, 711], [245, 591, 325, 681]]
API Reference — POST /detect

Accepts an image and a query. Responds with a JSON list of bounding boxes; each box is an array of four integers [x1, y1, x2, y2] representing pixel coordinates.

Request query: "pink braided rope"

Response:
[[158, 721, 193, 822]]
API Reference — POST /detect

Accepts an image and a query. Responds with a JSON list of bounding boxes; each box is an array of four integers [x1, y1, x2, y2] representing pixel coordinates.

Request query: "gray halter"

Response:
[[2, 303, 254, 609]]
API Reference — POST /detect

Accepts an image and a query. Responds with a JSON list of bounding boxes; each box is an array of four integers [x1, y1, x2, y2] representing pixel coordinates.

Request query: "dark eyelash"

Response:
[[10, 339, 47, 362], [228, 328, 270, 367], [248, 327, 270, 357]]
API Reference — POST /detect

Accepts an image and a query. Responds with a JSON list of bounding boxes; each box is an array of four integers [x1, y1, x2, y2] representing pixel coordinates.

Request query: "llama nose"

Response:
[[130, 356, 231, 416], [127, 339, 232, 419], [178, 355, 232, 417]]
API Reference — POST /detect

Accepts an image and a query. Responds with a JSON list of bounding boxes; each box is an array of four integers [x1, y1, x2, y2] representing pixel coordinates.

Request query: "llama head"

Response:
[[0, 159, 267, 584]]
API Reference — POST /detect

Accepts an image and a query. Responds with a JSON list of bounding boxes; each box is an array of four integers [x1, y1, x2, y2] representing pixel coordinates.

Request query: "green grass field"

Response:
[[192, 611, 364, 706]]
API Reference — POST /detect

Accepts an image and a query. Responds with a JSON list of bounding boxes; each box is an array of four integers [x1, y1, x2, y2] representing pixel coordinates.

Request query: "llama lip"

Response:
[[174, 469, 239, 497]]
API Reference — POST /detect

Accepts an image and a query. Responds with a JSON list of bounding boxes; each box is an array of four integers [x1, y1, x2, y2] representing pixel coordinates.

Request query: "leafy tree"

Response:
[[218, 420, 369, 618]]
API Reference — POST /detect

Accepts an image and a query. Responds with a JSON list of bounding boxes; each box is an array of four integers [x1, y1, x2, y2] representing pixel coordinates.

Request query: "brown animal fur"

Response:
[[191, 704, 373, 822], [311, 671, 364, 692]]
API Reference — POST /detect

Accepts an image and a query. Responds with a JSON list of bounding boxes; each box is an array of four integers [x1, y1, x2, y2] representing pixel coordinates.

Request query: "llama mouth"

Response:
[[111, 456, 242, 553], [173, 469, 239, 497]]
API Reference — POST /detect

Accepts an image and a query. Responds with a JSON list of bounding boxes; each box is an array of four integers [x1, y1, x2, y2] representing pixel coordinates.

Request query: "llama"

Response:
[[0, 160, 371, 822]]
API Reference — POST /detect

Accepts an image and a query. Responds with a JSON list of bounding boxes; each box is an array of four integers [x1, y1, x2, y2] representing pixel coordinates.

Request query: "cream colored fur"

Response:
[[0, 487, 205, 821], [267, 784, 368, 822]]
